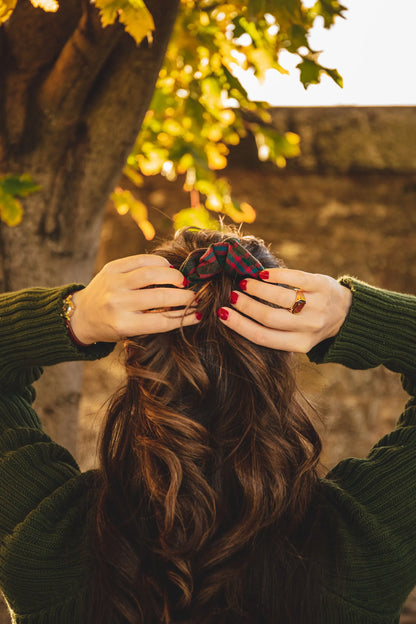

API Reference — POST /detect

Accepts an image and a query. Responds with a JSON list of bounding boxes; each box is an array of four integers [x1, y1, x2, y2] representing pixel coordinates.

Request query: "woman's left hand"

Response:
[[69, 255, 198, 344], [217, 268, 352, 353]]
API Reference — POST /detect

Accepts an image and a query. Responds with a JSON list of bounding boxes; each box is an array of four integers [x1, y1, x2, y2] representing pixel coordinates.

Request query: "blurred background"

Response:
[[81, 103, 416, 621], [65, 2, 416, 620], [1, 0, 416, 621]]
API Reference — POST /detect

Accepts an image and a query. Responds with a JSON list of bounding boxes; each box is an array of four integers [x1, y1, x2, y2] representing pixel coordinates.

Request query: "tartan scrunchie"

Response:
[[180, 238, 264, 286]]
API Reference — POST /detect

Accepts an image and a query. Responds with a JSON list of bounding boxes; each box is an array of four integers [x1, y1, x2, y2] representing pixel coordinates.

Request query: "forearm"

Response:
[[308, 278, 416, 376], [0, 286, 114, 391]]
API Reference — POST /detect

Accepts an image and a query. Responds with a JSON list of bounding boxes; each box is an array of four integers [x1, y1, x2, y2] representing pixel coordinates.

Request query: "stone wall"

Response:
[[2, 107, 415, 623], [230, 106, 416, 174]]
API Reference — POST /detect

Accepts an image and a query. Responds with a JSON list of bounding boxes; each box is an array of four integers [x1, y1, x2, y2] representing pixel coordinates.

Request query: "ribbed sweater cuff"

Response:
[[0, 286, 115, 388], [308, 278, 416, 376]]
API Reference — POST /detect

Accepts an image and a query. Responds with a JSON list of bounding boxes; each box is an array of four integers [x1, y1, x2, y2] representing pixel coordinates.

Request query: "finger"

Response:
[[259, 268, 316, 291], [237, 281, 304, 310], [132, 287, 197, 311], [217, 307, 307, 352], [103, 254, 171, 274], [128, 308, 200, 336], [122, 266, 187, 290], [230, 291, 303, 330]]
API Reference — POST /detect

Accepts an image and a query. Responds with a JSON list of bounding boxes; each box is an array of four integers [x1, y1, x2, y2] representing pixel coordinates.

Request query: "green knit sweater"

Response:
[[0, 280, 415, 623]]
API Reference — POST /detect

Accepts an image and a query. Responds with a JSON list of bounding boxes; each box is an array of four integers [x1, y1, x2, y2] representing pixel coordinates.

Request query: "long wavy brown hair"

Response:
[[90, 228, 324, 624]]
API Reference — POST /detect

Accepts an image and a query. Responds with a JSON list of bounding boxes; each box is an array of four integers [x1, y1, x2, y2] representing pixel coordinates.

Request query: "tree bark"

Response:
[[0, 1, 180, 620]]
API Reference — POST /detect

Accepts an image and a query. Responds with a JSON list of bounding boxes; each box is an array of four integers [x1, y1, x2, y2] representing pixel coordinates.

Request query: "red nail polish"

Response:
[[239, 279, 247, 291], [216, 308, 229, 321], [259, 270, 269, 280], [230, 291, 239, 304], [182, 277, 189, 287], [195, 311, 203, 321], [169, 264, 174, 268]]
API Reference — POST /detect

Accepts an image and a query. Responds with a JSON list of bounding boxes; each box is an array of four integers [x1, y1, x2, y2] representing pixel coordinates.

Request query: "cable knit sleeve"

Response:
[[308, 279, 416, 621], [0, 286, 114, 619], [308, 277, 416, 380]]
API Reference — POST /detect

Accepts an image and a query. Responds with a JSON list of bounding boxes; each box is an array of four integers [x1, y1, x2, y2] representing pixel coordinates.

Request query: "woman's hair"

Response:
[[90, 227, 323, 624]]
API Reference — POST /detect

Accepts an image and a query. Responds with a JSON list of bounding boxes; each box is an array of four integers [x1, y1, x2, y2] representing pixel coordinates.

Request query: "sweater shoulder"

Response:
[[0, 469, 99, 617], [319, 403, 416, 617]]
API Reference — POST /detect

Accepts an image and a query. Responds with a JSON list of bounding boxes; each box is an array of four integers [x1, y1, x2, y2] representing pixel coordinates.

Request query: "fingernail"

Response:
[[182, 277, 189, 287], [259, 270, 269, 280], [169, 264, 174, 268], [230, 291, 239, 304], [195, 310, 203, 321], [216, 307, 229, 321], [239, 279, 247, 291]]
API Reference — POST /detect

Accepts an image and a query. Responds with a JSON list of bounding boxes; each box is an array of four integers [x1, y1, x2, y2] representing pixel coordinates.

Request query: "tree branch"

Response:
[[36, 0, 181, 250], [81, 0, 180, 194], [3, 0, 82, 147], [38, 2, 122, 125], [5, 0, 81, 75]]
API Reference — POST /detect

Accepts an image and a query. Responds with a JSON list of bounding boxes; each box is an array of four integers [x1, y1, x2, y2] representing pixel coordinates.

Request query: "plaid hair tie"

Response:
[[180, 238, 264, 286]]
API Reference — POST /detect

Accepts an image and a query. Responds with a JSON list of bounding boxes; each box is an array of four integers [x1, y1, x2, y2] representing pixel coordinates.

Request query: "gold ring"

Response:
[[289, 289, 306, 314]]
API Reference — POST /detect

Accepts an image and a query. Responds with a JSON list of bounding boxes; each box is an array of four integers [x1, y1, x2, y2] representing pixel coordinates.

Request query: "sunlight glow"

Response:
[[242, 0, 416, 106]]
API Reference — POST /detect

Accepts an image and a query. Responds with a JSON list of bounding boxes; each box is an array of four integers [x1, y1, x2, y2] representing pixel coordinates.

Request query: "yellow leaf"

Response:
[[173, 205, 220, 231], [96, 0, 122, 27], [205, 193, 222, 212], [119, 2, 154, 44], [111, 188, 154, 239], [95, 0, 154, 45], [123, 165, 143, 187], [138, 219, 155, 241], [0, 0, 17, 24], [129, 198, 147, 223], [285, 132, 300, 146], [205, 143, 228, 170], [177, 153, 194, 174], [137, 153, 164, 176], [115, 202, 129, 215], [223, 200, 256, 224], [0, 192, 23, 227], [239, 201, 256, 223], [218, 109, 236, 125], [200, 11, 209, 26], [30, 0, 58, 11], [206, 125, 223, 142]]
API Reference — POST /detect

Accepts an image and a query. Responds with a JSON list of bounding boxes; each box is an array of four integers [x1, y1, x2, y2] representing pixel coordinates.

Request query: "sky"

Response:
[[238, 0, 416, 106]]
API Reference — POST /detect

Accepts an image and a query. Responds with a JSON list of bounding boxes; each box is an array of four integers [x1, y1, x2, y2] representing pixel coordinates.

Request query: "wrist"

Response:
[[333, 284, 353, 336], [62, 291, 95, 347]]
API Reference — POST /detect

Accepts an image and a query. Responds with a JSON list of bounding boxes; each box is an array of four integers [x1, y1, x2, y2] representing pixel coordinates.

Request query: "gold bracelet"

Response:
[[62, 293, 91, 348]]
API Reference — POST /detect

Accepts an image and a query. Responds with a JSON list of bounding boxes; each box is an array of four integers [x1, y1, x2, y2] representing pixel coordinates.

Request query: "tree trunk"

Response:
[[0, 0, 180, 620]]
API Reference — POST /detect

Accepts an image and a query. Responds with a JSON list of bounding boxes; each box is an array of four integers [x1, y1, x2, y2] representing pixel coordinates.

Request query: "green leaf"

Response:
[[310, 0, 346, 28], [325, 66, 343, 87], [0, 174, 40, 197], [173, 205, 221, 231], [286, 24, 310, 52], [124, 0, 344, 236], [221, 64, 249, 99], [297, 58, 321, 88], [0, 174, 40, 227]]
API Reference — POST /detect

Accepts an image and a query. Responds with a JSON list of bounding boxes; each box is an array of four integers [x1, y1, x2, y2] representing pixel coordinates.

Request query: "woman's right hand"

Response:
[[69, 255, 199, 345], [218, 268, 353, 353]]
